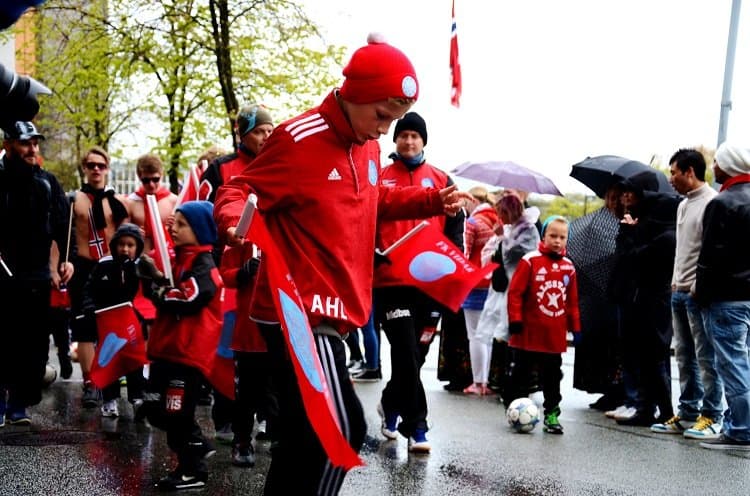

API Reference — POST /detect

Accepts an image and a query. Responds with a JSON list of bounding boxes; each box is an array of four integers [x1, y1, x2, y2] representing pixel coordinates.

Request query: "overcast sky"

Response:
[[304, 0, 749, 195]]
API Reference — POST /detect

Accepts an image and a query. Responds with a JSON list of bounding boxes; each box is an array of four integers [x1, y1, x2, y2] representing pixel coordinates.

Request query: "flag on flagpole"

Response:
[[145, 194, 174, 285], [450, 0, 462, 107], [174, 165, 201, 210], [385, 220, 496, 311], [246, 209, 363, 470], [208, 291, 237, 400], [90, 302, 149, 389]]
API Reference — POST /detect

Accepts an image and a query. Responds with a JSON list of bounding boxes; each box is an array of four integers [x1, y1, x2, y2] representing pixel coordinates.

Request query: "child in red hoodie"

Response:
[[505, 215, 580, 434]]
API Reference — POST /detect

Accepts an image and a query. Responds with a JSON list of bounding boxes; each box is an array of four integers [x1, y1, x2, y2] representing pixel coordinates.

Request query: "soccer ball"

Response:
[[506, 397, 540, 433]]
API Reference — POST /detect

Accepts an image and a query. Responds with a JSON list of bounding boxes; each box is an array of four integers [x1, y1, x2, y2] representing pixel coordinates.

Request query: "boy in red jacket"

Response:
[[141, 200, 225, 491], [506, 215, 580, 434]]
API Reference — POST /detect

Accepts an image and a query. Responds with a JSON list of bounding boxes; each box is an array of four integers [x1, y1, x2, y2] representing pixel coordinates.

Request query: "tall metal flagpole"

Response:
[[717, 0, 742, 147]]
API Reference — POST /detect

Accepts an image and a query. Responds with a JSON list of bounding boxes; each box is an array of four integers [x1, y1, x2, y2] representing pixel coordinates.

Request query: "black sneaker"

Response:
[[155, 469, 207, 491], [81, 382, 101, 408], [352, 368, 382, 383], [700, 434, 750, 451]]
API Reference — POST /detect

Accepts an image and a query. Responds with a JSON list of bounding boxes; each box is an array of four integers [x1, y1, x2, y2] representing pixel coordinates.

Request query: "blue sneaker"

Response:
[[408, 428, 431, 453], [7, 407, 31, 426], [377, 402, 399, 440]]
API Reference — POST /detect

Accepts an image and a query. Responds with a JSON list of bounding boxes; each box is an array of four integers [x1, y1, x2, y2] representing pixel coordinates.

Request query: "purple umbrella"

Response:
[[451, 161, 563, 196]]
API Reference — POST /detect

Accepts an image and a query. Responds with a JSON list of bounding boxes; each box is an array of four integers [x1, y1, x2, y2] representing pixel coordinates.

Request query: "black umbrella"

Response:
[[570, 155, 674, 198]]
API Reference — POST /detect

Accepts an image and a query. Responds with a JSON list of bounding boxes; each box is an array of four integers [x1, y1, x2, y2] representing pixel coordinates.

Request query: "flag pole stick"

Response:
[[380, 220, 429, 257]]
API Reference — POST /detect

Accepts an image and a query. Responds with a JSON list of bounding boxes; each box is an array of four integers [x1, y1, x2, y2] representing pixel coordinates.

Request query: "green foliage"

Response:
[[32, 0, 344, 192], [529, 194, 603, 222]]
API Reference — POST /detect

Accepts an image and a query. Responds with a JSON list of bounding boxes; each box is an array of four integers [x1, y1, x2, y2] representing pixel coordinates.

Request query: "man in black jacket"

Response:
[[695, 142, 750, 451], [0, 121, 73, 426]]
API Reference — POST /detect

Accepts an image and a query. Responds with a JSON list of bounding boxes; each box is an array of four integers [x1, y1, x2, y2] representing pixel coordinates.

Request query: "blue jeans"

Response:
[[702, 301, 750, 441], [671, 292, 725, 421], [360, 310, 380, 370]]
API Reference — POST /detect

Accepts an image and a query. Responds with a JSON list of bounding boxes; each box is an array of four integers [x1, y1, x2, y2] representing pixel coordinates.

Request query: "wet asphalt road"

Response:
[[1, 342, 749, 496]]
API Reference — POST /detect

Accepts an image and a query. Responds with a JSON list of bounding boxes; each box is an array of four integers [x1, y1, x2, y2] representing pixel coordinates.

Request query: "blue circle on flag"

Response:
[[409, 252, 457, 282], [368, 160, 378, 186], [421, 177, 435, 188], [98, 332, 127, 367], [563, 274, 570, 287], [278, 289, 324, 392]]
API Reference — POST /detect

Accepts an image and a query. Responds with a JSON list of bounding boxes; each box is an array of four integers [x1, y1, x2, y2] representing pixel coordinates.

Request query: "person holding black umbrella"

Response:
[[609, 171, 682, 427]]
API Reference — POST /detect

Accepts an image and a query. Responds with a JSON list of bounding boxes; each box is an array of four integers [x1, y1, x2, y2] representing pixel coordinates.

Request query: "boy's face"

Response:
[[116, 235, 139, 260], [240, 123, 273, 155], [170, 212, 198, 247], [345, 99, 412, 144], [543, 220, 568, 254]]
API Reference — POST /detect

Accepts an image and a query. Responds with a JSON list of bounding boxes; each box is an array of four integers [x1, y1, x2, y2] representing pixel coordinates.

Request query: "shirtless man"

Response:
[[68, 146, 130, 408]]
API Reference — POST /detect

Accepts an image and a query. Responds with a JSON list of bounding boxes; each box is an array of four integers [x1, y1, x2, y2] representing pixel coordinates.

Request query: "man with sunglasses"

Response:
[[69, 146, 130, 409], [128, 153, 177, 254], [1, 121, 73, 425]]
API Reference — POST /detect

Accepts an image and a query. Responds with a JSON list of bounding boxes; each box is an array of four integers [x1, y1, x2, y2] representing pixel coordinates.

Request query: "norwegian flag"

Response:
[[384, 220, 496, 312], [87, 208, 108, 259], [145, 194, 174, 285], [450, 0, 462, 107]]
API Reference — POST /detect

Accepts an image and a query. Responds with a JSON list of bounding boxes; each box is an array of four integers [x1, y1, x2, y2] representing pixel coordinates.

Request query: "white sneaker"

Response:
[[605, 405, 627, 418], [684, 415, 722, 440], [101, 399, 119, 417], [613, 406, 637, 421]]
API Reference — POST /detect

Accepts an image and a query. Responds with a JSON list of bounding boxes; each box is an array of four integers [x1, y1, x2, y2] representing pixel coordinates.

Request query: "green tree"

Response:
[[530, 193, 603, 221]]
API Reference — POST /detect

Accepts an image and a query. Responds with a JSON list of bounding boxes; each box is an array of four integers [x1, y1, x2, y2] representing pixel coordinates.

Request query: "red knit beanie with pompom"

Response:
[[339, 33, 419, 104]]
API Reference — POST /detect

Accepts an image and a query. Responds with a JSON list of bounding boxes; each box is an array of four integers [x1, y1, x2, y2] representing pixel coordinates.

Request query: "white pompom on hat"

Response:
[[339, 33, 419, 104], [714, 142, 750, 177]]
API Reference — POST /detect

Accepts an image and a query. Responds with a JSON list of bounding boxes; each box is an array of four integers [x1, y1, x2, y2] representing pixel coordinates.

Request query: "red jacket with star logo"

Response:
[[507, 242, 580, 353]]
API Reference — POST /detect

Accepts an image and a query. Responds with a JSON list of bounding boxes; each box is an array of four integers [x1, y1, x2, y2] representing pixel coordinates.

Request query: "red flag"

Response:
[[145, 194, 174, 285], [174, 165, 201, 209], [208, 294, 237, 400], [385, 221, 496, 311], [450, 0, 462, 107], [90, 302, 148, 389], [247, 211, 363, 470]]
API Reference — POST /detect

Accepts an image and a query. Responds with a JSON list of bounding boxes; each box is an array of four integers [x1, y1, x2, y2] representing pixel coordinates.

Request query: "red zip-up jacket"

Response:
[[507, 242, 580, 354], [146, 245, 224, 378], [214, 90, 446, 333], [464, 204, 499, 289]]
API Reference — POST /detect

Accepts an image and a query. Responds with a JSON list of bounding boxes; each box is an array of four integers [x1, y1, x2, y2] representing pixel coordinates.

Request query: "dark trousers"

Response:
[[48, 306, 70, 360], [145, 360, 209, 475], [102, 367, 145, 402], [375, 286, 440, 436], [259, 323, 366, 496], [232, 350, 279, 445], [0, 281, 50, 407], [505, 348, 563, 412]]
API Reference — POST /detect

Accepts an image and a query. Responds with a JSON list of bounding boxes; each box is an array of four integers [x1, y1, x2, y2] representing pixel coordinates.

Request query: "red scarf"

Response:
[[132, 185, 172, 201], [719, 173, 750, 192]]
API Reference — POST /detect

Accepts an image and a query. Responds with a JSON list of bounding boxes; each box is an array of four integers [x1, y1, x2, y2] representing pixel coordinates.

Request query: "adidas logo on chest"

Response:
[[328, 168, 342, 181]]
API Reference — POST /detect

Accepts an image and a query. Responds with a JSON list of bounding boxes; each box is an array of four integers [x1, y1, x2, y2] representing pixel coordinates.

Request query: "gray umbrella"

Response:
[[451, 160, 563, 195]]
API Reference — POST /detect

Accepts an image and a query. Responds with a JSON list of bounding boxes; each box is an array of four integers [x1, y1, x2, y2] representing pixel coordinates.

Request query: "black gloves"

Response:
[[508, 322, 523, 335], [236, 257, 260, 287]]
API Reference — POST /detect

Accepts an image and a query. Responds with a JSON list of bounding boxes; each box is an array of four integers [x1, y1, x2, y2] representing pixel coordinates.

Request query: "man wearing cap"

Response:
[[372, 111, 465, 452], [695, 142, 750, 451], [0, 121, 73, 426], [200, 103, 274, 203], [198, 104, 275, 455], [214, 34, 470, 494]]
